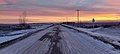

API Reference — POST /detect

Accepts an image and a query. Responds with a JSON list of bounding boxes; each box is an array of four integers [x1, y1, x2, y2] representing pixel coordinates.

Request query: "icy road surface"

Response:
[[0, 26, 119, 54]]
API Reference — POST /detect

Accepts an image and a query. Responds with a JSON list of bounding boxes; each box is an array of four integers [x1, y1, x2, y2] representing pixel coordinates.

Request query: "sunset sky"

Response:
[[0, 0, 120, 24]]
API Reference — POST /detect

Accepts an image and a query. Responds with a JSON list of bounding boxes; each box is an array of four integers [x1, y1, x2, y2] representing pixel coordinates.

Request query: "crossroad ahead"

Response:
[[0, 25, 119, 54]]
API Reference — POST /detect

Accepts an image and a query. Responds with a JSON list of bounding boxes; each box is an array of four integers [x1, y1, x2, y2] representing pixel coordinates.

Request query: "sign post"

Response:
[[76, 10, 80, 27], [92, 18, 95, 31]]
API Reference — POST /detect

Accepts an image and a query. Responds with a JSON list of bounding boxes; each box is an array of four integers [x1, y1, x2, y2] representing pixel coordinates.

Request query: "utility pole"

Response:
[[22, 11, 27, 24], [76, 10, 80, 27], [66, 17, 68, 24], [19, 15, 22, 24], [116, 16, 120, 25]]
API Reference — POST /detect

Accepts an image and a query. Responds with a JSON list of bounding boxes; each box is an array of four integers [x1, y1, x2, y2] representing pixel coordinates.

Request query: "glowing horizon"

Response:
[[0, 15, 119, 24]]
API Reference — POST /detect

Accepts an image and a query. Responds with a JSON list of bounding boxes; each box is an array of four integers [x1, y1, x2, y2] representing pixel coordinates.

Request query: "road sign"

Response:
[[92, 18, 95, 23]]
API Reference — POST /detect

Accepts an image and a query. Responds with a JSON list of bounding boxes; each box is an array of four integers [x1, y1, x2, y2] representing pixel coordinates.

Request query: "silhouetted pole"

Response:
[[116, 16, 119, 25], [22, 11, 27, 24], [76, 10, 80, 27], [66, 17, 68, 24], [19, 15, 22, 24]]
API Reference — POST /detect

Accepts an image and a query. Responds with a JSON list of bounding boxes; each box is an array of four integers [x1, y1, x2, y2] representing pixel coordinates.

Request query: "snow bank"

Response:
[[1, 24, 53, 36], [90, 27, 120, 36], [0, 34, 25, 44], [62, 24, 120, 49]]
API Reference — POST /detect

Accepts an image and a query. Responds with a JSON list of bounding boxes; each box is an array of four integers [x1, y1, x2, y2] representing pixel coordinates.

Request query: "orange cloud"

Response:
[[0, 0, 120, 23]]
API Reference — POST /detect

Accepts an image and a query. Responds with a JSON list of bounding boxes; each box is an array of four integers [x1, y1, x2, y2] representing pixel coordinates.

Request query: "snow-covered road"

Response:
[[0, 26, 119, 54]]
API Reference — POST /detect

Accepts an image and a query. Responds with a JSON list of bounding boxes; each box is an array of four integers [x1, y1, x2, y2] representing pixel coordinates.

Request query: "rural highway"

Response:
[[0, 25, 118, 54]]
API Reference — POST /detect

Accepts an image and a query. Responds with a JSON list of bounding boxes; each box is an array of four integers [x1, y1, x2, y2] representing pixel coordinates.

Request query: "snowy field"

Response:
[[89, 27, 120, 37], [0, 24, 52, 44], [62, 24, 120, 51], [0, 30, 12, 34], [0, 24, 52, 36]]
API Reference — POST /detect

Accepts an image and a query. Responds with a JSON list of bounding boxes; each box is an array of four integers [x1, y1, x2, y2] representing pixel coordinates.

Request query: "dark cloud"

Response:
[[0, 0, 120, 17]]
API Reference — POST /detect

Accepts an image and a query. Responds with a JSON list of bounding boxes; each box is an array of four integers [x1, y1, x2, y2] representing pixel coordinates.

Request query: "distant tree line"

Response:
[[62, 22, 120, 28]]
